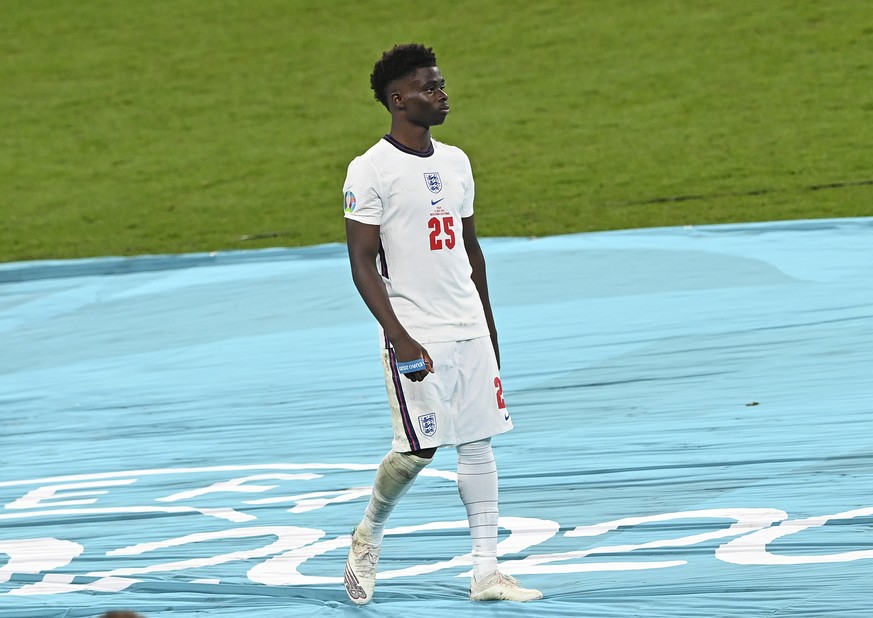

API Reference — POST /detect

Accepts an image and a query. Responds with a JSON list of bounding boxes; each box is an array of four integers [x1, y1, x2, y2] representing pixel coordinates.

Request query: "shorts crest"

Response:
[[418, 412, 437, 436]]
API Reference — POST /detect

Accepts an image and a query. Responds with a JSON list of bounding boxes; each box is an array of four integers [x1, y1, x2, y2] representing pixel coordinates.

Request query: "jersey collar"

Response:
[[382, 134, 435, 158]]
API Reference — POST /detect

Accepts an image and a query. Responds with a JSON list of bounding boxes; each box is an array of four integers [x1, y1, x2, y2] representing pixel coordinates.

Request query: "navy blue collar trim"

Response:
[[382, 134, 434, 157]]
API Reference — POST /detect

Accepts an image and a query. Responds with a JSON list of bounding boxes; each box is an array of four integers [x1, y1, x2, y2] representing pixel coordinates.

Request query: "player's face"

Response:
[[393, 66, 450, 127]]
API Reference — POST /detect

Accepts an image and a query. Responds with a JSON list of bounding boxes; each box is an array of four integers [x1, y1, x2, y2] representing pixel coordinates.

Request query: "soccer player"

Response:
[[341, 43, 542, 604]]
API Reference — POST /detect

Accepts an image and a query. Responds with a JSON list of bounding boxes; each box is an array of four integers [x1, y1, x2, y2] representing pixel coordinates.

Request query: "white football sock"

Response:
[[457, 439, 499, 581], [357, 450, 431, 545]]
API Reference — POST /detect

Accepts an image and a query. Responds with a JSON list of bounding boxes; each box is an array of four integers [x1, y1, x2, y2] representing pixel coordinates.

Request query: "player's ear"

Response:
[[389, 90, 404, 110]]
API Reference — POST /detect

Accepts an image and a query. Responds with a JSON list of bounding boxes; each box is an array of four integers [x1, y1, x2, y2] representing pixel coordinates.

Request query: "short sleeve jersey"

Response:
[[343, 135, 489, 345]]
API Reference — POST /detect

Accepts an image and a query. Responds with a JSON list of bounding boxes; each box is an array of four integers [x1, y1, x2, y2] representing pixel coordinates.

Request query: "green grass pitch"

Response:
[[1, 0, 871, 261]]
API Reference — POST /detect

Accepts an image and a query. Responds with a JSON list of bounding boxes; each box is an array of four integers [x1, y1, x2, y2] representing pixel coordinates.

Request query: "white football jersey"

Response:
[[343, 136, 490, 345]]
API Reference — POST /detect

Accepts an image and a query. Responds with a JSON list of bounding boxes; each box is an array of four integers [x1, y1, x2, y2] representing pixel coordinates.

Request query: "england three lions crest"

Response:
[[418, 413, 437, 436], [424, 172, 442, 194]]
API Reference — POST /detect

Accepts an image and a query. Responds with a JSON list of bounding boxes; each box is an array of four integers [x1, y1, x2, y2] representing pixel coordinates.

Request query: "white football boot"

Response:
[[344, 528, 381, 605], [470, 571, 543, 602]]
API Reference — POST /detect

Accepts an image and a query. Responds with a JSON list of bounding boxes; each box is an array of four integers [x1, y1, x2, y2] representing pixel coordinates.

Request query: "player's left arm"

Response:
[[462, 214, 500, 369]]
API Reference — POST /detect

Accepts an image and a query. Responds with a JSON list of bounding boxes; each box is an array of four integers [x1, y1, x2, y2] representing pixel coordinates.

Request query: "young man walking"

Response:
[[342, 43, 541, 605]]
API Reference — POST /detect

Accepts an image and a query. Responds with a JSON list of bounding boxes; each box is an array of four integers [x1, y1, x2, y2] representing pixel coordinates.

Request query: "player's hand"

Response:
[[393, 336, 434, 382]]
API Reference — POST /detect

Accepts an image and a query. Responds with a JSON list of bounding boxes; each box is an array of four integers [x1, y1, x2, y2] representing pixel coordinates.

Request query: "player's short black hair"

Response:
[[370, 43, 438, 109]]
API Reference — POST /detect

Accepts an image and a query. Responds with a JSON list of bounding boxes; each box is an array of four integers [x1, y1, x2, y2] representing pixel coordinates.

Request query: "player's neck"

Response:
[[388, 124, 432, 153]]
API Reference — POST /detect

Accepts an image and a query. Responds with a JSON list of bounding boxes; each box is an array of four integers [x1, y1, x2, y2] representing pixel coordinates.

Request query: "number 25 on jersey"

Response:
[[429, 216, 456, 251]]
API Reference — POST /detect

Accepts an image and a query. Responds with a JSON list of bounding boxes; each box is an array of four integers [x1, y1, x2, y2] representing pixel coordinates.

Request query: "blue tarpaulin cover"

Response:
[[1, 218, 872, 617]]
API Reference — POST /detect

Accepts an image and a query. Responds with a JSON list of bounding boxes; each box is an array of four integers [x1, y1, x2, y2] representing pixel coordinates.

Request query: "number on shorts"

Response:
[[494, 377, 506, 409]]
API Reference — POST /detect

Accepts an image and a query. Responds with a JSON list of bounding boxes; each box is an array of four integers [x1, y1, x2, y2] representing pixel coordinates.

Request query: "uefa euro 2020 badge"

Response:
[[344, 191, 357, 213]]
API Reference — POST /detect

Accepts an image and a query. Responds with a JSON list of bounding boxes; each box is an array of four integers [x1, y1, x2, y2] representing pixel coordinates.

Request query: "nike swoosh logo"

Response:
[[431, 198, 445, 205]]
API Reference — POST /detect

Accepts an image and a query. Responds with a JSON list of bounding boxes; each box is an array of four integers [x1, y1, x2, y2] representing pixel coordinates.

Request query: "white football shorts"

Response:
[[381, 336, 513, 452]]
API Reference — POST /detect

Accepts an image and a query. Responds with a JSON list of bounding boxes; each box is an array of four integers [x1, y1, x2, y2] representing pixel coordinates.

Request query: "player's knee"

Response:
[[457, 438, 491, 456], [408, 446, 437, 461], [385, 449, 433, 481]]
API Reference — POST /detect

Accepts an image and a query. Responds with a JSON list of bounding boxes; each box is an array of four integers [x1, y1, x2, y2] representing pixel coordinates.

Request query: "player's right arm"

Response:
[[345, 219, 434, 382]]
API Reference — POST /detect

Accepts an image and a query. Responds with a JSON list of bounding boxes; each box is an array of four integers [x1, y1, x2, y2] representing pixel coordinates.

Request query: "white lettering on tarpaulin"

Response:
[[10, 574, 139, 596], [499, 508, 788, 575], [94, 526, 325, 577], [244, 487, 373, 513], [0, 538, 83, 584], [715, 506, 873, 565], [6, 479, 137, 510], [156, 473, 323, 503], [0, 465, 870, 596]]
